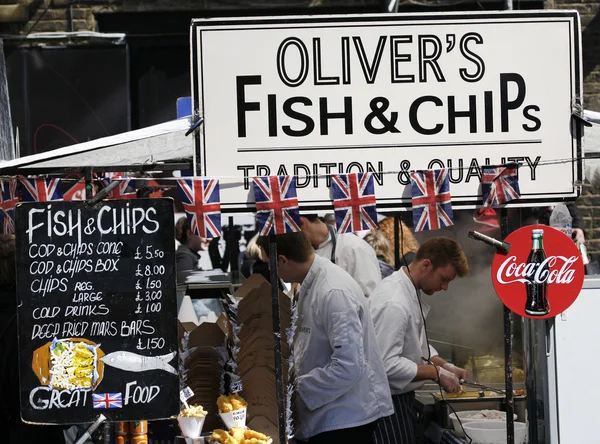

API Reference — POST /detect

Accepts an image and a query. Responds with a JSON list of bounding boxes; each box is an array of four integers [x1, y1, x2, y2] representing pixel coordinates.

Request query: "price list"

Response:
[[15, 198, 179, 424]]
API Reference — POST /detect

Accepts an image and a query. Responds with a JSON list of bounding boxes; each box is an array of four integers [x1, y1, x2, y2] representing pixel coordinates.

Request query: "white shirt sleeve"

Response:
[[428, 344, 438, 361], [341, 239, 382, 298], [297, 289, 366, 411], [371, 301, 418, 392]]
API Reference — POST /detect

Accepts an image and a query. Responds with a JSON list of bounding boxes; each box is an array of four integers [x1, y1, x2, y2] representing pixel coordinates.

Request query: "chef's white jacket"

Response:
[[294, 255, 394, 440], [315, 230, 381, 298], [369, 267, 439, 395]]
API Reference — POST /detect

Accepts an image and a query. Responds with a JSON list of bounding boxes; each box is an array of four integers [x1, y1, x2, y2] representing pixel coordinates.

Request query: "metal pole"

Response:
[[75, 414, 106, 444], [521, 207, 538, 444], [88, 180, 119, 206], [501, 208, 515, 444], [84, 168, 93, 200], [229, 216, 238, 275], [500, 11, 517, 438], [523, 317, 539, 444], [193, 123, 202, 177], [394, 213, 400, 269], [269, 234, 286, 444]]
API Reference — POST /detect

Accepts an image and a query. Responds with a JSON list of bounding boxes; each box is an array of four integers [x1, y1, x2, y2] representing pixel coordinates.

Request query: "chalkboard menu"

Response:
[[15, 198, 179, 424]]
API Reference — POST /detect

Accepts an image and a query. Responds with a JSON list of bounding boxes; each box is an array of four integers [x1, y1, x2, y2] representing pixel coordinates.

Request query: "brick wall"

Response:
[[0, 0, 379, 34], [0, 1, 106, 34], [577, 185, 600, 256], [28, 4, 97, 33], [553, 0, 600, 111]]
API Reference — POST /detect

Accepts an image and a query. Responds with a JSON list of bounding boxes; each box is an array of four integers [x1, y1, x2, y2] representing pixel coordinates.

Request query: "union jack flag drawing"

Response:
[[481, 163, 520, 208], [107, 175, 136, 199], [20, 178, 63, 202], [92, 393, 123, 409], [410, 169, 454, 232], [177, 178, 222, 239], [331, 172, 378, 234], [253, 175, 300, 236], [0, 180, 18, 234]]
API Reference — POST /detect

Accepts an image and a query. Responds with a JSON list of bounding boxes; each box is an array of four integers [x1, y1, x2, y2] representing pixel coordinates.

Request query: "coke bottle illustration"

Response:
[[525, 229, 551, 316]]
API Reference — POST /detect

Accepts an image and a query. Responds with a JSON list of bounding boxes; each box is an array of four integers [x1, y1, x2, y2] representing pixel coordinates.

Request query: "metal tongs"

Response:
[[460, 379, 506, 395]]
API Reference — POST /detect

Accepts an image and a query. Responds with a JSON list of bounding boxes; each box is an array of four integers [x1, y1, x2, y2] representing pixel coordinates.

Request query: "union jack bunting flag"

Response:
[[108, 176, 137, 199], [410, 169, 454, 232], [0, 180, 18, 234], [253, 175, 300, 236], [144, 179, 169, 199], [92, 393, 123, 409], [20, 178, 63, 202], [177, 178, 222, 239], [481, 163, 520, 208], [331, 172, 378, 234], [64, 179, 92, 201]]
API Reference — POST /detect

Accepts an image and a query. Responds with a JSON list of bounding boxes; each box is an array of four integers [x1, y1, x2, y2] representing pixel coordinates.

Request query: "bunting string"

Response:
[[0, 154, 595, 185]]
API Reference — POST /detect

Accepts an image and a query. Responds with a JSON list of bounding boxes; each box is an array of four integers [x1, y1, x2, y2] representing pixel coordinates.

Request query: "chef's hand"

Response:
[[572, 228, 585, 244], [437, 367, 461, 393], [442, 363, 468, 381]]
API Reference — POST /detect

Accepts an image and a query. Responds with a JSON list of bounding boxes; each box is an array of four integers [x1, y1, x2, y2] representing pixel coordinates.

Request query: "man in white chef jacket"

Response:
[[257, 232, 393, 444], [370, 237, 469, 444], [299, 214, 381, 297]]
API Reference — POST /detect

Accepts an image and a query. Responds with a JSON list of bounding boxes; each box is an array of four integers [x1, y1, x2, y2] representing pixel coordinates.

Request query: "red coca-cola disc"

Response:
[[491, 224, 585, 319]]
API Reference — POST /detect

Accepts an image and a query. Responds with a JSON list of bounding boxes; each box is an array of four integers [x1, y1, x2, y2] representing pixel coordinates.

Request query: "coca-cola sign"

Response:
[[497, 255, 578, 285], [491, 225, 584, 319]]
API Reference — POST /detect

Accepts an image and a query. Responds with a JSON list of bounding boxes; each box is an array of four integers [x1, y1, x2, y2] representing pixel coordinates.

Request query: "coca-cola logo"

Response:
[[496, 255, 578, 285], [491, 225, 585, 320]]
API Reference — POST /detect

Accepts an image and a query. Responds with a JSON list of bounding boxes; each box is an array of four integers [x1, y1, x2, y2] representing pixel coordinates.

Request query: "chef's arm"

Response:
[[413, 355, 446, 381], [421, 346, 465, 381], [297, 290, 366, 411], [414, 364, 443, 382], [430, 354, 468, 380], [430, 355, 447, 367]]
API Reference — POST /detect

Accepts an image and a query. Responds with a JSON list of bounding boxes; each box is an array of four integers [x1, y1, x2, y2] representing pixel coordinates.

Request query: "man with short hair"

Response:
[[299, 214, 381, 297], [257, 232, 393, 444], [369, 237, 469, 444]]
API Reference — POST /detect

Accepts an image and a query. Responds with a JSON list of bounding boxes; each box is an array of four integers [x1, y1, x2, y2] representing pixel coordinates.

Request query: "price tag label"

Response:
[[230, 380, 243, 394], [180, 386, 194, 402]]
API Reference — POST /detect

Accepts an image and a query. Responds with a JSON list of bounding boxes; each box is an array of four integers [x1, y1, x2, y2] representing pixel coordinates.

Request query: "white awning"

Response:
[[0, 117, 193, 172]]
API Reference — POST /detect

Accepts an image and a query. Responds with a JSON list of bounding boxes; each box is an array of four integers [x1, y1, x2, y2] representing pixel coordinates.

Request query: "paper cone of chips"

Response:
[[177, 416, 205, 438], [217, 394, 248, 429], [219, 407, 247, 429], [178, 404, 208, 438]]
